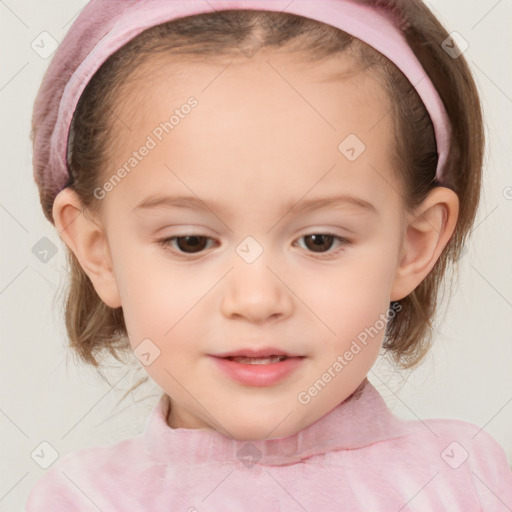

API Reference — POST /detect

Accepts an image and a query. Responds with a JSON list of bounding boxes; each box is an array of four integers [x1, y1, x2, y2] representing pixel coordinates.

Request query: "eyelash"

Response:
[[156, 233, 351, 260]]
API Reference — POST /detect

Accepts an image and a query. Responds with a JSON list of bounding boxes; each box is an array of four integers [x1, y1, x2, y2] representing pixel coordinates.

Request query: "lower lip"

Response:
[[209, 356, 304, 387]]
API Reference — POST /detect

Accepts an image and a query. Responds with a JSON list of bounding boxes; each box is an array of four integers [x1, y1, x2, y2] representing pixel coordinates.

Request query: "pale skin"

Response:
[[52, 48, 459, 441]]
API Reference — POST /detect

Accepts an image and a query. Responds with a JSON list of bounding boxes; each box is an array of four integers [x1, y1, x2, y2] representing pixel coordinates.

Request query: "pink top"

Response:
[[25, 378, 512, 511]]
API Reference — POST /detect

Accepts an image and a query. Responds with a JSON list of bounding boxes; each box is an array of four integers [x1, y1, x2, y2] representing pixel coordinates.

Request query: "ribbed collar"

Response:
[[143, 378, 416, 467]]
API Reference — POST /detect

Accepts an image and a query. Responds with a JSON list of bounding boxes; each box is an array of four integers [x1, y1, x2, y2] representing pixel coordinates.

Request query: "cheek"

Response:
[[113, 251, 213, 350], [297, 253, 397, 325], [289, 253, 398, 378]]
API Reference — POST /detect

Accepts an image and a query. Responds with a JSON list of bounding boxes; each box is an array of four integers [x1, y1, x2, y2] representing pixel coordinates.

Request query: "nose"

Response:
[[220, 257, 294, 324]]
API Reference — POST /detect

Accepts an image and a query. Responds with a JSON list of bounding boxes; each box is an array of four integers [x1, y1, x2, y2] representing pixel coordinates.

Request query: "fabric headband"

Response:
[[32, 0, 451, 200]]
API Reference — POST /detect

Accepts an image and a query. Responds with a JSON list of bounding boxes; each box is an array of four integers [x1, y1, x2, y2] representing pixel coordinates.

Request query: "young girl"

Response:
[[25, 0, 512, 510]]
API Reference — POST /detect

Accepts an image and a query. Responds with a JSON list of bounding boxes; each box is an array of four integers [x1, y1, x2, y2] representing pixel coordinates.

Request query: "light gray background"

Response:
[[1, 1, 511, 511]]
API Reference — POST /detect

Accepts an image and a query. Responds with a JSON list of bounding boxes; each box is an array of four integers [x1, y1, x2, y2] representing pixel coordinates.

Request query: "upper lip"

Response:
[[212, 347, 303, 358]]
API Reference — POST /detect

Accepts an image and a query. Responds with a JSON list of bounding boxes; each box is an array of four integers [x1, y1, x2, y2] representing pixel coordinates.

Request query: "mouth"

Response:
[[209, 348, 305, 386], [221, 355, 291, 365], [212, 347, 303, 359]]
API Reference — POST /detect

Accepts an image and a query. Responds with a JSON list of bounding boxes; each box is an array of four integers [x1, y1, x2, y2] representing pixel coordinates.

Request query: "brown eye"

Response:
[[176, 236, 209, 253], [294, 233, 350, 259], [303, 234, 336, 252], [160, 235, 214, 255]]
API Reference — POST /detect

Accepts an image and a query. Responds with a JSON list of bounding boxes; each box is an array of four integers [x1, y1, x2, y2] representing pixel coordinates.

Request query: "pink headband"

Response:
[[32, 0, 451, 201]]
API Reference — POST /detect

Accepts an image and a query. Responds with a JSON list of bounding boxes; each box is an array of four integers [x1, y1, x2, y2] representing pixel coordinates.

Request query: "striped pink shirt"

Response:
[[25, 378, 512, 510]]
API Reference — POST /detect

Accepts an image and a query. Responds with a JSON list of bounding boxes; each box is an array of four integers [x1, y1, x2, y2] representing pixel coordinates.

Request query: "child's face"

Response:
[[99, 50, 407, 440]]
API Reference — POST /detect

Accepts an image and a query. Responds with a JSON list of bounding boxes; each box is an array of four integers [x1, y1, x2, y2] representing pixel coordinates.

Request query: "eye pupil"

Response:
[[177, 236, 208, 253], [305, 234, 334, 252]]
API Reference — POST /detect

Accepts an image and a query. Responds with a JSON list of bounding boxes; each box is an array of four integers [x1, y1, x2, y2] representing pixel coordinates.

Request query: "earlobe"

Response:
[[390, 187, 459, 301], [52, 188, 122, 308]]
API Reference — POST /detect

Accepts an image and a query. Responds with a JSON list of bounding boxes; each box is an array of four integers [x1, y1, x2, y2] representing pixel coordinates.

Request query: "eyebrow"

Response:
[[133, 193, 378, 217]]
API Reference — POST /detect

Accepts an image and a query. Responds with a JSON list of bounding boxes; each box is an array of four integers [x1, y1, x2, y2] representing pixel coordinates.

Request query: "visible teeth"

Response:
[[229, 355, 288, 364]]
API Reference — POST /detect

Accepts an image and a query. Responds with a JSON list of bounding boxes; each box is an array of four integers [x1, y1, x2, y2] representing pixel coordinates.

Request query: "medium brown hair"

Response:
[[32, 1, 484, 400]]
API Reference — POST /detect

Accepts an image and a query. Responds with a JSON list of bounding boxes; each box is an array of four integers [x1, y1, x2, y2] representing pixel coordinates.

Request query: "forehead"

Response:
[[114, 47, 390, 137], [102, 49, 400, 216]]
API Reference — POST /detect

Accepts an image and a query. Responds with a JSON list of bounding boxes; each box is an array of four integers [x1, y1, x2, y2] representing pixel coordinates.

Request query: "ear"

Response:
[[391, 186, 459, 301], [52, 188, 122, 308]]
